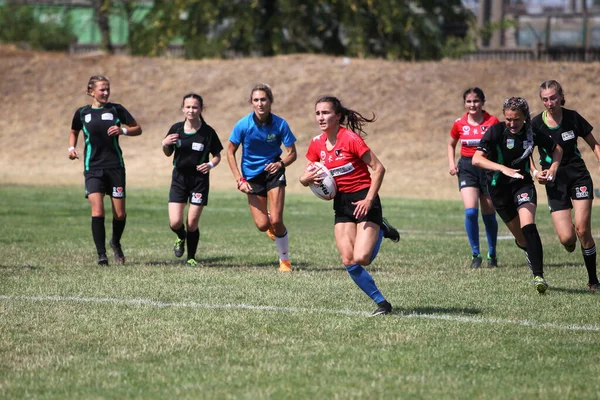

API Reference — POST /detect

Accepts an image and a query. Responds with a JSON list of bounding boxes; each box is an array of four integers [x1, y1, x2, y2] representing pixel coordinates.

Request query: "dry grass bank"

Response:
[[2, 45, 600, 199]]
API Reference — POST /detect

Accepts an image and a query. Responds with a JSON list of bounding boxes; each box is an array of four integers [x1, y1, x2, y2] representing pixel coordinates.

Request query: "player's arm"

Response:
[[352, 150, 385, 219], [68, 129, 80, 160], [583, 133, 600, 167], [472, 150, 523, 179], [447, 136, 459, 175], [265, 142, 297, 174], [227, 141, 251, 193]]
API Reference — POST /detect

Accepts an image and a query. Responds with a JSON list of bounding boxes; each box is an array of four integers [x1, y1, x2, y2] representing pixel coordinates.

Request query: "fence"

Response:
[[463, 46, 600, 62]]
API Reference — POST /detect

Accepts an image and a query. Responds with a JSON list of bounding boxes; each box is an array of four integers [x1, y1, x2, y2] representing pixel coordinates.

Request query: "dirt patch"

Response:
[[2, 45, 600, 200]]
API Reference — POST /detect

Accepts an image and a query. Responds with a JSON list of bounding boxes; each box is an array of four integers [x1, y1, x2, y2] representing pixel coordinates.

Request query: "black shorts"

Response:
[[457, 156, 489, 194], [333, 189, 383, 225], [545, 163, 594, 212], [489, 182, 537, 223], [84, 168, 126, 199], [247, 167, 287, 197], [169, 170, 210, 205]]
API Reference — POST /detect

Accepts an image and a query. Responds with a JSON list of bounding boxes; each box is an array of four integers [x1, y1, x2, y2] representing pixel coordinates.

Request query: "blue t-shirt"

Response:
[[229, 112, 297, 179]]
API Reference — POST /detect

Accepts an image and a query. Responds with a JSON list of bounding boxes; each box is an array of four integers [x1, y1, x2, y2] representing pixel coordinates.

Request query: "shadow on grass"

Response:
[[394, 306, 482, 316], [545, 262, 584, 268], [144, 257, 310, 270], [544, 286, 595, 295]]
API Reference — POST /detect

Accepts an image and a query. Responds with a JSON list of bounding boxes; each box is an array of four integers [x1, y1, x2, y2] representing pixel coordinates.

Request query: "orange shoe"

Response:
[[279, 259, 292, 272]]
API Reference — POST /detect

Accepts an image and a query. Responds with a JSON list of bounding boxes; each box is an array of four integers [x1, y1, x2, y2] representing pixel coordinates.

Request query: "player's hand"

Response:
[[264, 162, 280, 175], [68, 149, 79, 160], [352, 198, 373, 220], [299, 163, 323, 186], [449, 166, 458, 176], [162, 133, 179, 147], [107, 125, 122, 136], [501, 167, 523, 179], [197, 163, 211, 174], [535, 169, 552, 184]]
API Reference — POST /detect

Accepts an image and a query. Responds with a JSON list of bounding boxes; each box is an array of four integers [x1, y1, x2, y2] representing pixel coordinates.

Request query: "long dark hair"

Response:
[[315, 96, 376, 137], [462, 87, 486, 103]]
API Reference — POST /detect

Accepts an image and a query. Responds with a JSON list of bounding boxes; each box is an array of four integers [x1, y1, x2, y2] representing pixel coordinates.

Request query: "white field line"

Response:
[[1, 295, 598, 332]]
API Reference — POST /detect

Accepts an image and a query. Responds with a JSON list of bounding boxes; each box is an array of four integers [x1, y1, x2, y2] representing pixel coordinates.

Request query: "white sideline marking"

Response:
[[1, 295, 598, 332]]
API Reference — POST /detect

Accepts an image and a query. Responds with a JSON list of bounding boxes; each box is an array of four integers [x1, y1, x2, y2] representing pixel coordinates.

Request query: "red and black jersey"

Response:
[[306, 127, 371, 193], [450, 111, 500, 157], [71, 102, 135, 171], [165, 121, 223, 176]]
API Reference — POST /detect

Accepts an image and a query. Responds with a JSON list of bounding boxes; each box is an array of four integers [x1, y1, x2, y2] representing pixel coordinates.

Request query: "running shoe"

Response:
[[98, 253, 109, 266], [589, 283, 599, 292], [533, 276, 548, 294], [266, 213, 276, 241], [279, 259, 292, 272], [487, 254, 498, 268], [186, 258, 198, 267], [372, 300, 393, 316], [564, 241, 576, 253], [381, 217, 400, 243], [471, 254, 483, 269], [109, 239, 125, 264], [173, 238, 185, 258]]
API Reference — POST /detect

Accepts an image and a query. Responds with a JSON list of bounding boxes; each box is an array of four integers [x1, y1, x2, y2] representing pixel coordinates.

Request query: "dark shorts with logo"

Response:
[[84, 168, 126, 199], [545, 163, 594, 212], [489, 182, 537, 223], [333, 188, 383, 225], [169, 169, 209, 205], [457, 156, 489, 194], [247, 167, 286, 197]]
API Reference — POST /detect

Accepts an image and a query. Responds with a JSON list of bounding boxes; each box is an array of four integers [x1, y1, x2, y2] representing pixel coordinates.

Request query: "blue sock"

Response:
[[465, 208, 480, 256], [369, 229, 385, 263], [345, 264, 385, 303], [482, 213, 498, 257]]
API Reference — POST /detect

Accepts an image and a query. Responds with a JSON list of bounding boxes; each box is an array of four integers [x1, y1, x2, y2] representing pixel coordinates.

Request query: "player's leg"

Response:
[[108, 169, 127, 264], [461, 186, 482, 268], [573, 199, 599, 289], [169, 202, 187, 258], [517, 202, 547, 293], [88, 192, 107, 265], [267, 177, 291, 272], [480, 193, 498, 267], [185, 204, 204, 266]]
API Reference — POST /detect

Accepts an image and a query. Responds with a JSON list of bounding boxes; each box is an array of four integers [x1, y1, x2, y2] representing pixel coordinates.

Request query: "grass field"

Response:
[[1, 185, 599, 399]]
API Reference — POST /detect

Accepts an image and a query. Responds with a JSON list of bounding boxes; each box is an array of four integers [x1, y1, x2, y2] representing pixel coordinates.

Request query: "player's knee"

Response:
[[354, 253, 371, 266]]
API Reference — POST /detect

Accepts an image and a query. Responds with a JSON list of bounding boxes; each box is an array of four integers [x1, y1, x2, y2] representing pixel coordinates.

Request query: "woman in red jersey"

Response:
[[300, 96, 398, 316], [447, 88, 500, 268]]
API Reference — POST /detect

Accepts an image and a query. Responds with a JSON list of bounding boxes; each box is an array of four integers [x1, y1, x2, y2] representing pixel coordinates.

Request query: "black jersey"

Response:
[[531, 108, 593, 169], [166, 121, 224, 175], [71, 103, 135, 171], [477, 121, 557, 187]]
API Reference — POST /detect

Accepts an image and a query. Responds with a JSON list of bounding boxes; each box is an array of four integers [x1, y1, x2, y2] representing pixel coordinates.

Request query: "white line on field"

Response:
[[1, 295, 598, 332]]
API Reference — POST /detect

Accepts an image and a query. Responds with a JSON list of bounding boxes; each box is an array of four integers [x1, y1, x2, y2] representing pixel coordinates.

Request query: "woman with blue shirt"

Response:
[[226, 83, 298, 272]]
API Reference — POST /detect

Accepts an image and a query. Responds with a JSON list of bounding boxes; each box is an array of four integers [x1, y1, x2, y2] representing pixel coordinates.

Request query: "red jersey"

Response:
[[450, 111, 499, 157], [306, 127, 371, 193]]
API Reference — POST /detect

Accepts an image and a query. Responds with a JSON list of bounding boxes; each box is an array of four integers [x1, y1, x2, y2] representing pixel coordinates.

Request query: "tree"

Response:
[[92, 0, 114, 54]]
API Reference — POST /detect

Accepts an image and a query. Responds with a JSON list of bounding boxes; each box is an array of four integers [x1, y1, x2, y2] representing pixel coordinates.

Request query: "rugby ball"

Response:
[[309, 162, 337, 200]]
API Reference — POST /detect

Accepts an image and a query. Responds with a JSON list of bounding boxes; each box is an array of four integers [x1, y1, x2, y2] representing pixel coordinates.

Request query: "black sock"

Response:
[[112, 217, 126, 245], [187, 229, 199, 260], [582, 245, 599, 284], [91, 216, 106, 255], [522, 223, 543, 277], [171, 225, 186, 240]]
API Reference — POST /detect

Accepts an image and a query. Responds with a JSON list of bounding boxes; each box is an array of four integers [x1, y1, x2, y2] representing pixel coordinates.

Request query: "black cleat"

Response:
[[173, 238, 185, 258], [487, 254, 498, 268], [381, 217, 400, 243], [109, 239, 125, 264], [471, 254, 482, 269], [372, 300, 393, 316], [98, 253, 109, 266]]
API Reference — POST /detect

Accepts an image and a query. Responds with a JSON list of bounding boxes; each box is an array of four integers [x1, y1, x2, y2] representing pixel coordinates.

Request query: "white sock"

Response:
[[275, 231, 289, 261]]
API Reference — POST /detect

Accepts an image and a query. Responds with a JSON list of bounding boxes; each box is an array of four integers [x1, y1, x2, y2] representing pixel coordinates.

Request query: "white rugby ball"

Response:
[[309, 162, 337, 200]]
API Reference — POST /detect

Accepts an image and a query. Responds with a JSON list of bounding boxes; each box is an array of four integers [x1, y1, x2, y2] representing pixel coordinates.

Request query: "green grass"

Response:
[[1, 185, 599, 399]]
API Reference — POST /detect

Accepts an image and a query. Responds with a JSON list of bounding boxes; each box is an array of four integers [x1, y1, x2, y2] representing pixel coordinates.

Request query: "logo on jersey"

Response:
[[84, 114, 92, 123], [576, 186, 590, 199], [266, 133, 277, 142], [112, 186, 124, 198], [462, 126, 470, 134], [101, 113, 114, 121], [320, 151, 326, 161], [334, 149, 345, 160], [517, 192, 530, 205], [191, 192, 203, 204], [506, 139, 515, 149], [481, 126, 488, 132], [192, 142, 204, 151], [561, 130, 575, 141], [330, 162, 355, 177], [460, 180, 467, 187]]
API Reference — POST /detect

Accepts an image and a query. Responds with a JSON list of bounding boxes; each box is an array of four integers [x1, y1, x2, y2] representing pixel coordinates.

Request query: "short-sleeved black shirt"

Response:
[[165, 121, 224, 176], [71, 103, 135, 171], [477, 121, 557, 187], [531, 108, 593, 169]]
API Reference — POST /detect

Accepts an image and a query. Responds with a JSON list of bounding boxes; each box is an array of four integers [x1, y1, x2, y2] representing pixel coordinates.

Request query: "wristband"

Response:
[[533, 169, 539, 178], [208, 161, 215, 169], [237, 177, 247, 189], [68, 146, 75, 152], [122, 127, 128, 135]]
